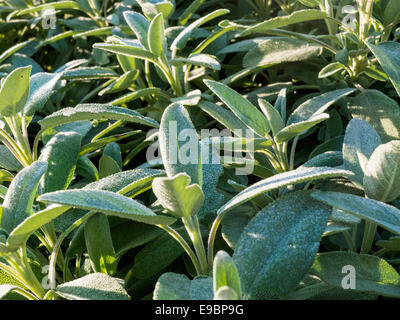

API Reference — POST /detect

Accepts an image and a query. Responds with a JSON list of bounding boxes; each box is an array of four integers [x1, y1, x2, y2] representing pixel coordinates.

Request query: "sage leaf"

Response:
[[233, 191, 330, 299]]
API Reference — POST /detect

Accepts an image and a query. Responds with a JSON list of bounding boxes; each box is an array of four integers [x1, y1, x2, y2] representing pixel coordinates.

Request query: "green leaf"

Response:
[[152, 173, 204, 219], [37, 189, 176, 225], [365, 41, 400, 97], [241, 10, 327, 36], [311, 252, 400, 298], [56, 273, 130, 300], [23, 72, 61, 116], [198, 101, 249, 137], [363, 141, 400, 202], [38, 132, 82, 194], [318, 62, 345, 78], [84, 213, 117, 275], [138, 0, 175, 20], [275, 113, 330, 143], [131, 228, 186, 279], [213, 251, 241, 298], [214, 286, 239, 300], [16, 1, 81, 15], [178, 0, 205, 25], [218, 167, 352, 215], [93, 44, 158, 64], [38, 104, 159, 129], [311, 191, 400, 235], [103, 142, 122, 169], [0, 161, 47, 233], [0, 66, 31, 116], [346, 90, 400, 143], [382, 0, 400, 25], [171, 9, 229, 51], [123, 11, 150, 49], [99, 155, 121, 178], [170, 89, 202, 106], [98, 70, 139, 96], [258, 99, 284, 136], [159, 103, 202, 185], [288, 88, 355, 125], [148, 13, 165, 57], [343, 118, 381, 188], [154, 272, 213, 300], [84, 169, 165, 196], [170, 54, 221, 70], [6, 205, 70, 251], [204, 80, 269, 137], [110, 87, 161, 106], [0, 146, 23, 171], [233, 191, 330, 299], [243, 38, 322, 68], [61, 67, 118, 80]]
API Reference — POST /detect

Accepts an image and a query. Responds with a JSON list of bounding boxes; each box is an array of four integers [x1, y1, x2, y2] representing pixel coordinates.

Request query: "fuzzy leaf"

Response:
[[233, 191, 330, 299], [37, 189, 176, 225]]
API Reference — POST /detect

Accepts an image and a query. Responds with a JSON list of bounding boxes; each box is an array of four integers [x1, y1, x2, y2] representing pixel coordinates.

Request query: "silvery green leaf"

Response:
[[311, 191, 400, 235], [365, 41, 400, 97], [152, 173, 204, 219], [171, 9, 229, 51], [243, 38, 323, 68], [170, 54, 221, 71], [204, 80, 269, 137], [38, 104, 159, 129], [258, 99, 284, 136], [288, 88, 355, 125], [123, 11, 150, 49], [233, 191, 330, 299], [346, 90, 400, 143], [37, 189, 176, 225], [218, 167, 353, 215], [0, 161, 47, 233], [154, 272, 213, 300], [311, 252, 400, 298], [148, 13, 166, 57], [0, 66, 31, 116], [275, 113, 329, 143], [56, 273, 130, 300], [241, 10, 327, 36], [213, 251, 241, 298], [343, 118, 381, 188], [159, 103, 202, 185], [23, 72, 61, 116], [363, 141, 400, 202]]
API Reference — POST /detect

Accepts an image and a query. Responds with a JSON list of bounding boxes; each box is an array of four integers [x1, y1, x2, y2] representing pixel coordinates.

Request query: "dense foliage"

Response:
[[1, 0, 400, 300]]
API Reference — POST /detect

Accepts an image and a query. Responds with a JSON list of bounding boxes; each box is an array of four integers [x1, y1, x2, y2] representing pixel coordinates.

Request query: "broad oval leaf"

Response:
[[38, 132, 82, 194], [0, 161, 47, 233], [363, 141, 400, 202], [343, 118, 381, 188], [123, 11, 150, 49], [56, 273, 130, 300], [23, 72, 61, 116], [148, 13, 165, 57], [0, 66, 31, 116], [159, 103, 202, 185], [37, 189, 176, 225], [311, 252, 400, 298], [233, 191, 330, 299], [213, 250, 241, 298]]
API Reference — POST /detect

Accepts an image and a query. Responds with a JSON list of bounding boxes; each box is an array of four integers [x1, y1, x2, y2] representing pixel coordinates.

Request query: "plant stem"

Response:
[[157, 224, 203, 275], [360, 221, 377, 254]]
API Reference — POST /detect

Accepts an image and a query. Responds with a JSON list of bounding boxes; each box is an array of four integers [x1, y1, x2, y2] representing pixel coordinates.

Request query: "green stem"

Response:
[[360, 221, 377, 254], [157, 224, 203, 275]]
